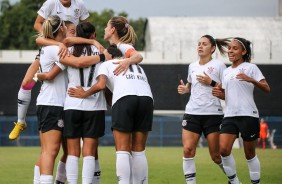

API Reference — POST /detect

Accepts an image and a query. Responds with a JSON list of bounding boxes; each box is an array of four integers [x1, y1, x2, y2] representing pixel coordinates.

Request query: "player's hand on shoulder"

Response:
[[58, 43, 69, 59], [113, 58, 130, 76]]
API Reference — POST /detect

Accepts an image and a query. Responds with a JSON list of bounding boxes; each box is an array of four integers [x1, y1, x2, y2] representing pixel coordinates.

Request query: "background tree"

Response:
[[0, 0, 43, 49], [0, 0, 10, 14], [0, 0, 146, 50]]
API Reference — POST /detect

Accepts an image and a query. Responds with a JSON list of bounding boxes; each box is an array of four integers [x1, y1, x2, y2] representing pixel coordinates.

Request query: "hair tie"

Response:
[[125, 23, 129, 29], [233, 38, 246, 50], [52, 18, 63, 34]]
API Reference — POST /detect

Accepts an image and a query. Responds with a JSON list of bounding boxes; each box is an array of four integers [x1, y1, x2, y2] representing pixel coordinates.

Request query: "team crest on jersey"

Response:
[[57, 119, 64, 128], [182, 120, 187, 126], [207, 67, 214, 74], [239, 68, 246, 74], [74, 9, 80, 17]]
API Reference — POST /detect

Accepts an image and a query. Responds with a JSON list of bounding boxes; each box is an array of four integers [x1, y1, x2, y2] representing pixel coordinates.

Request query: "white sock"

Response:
[[55, 161, 66, 183], [218, 161, 226, 174], [82, 156, 95, 184], [247, 155, 260, 184], [66, 155, 79, 184], [129, 154, 133, 184], [33, 165, 40, 184], [222, 154, 240, 184], [183, 157, 196, 184], [40, 174, 53, 184], [93, 160, 101, 184], [132, 151, 148, 184], [17, 88, 31, 123], [116, 151, 131, 184]]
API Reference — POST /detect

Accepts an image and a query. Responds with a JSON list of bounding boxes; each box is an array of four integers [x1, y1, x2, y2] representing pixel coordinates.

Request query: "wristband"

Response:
[[210, 80, 216, 87], [99, 54, 105, 62]]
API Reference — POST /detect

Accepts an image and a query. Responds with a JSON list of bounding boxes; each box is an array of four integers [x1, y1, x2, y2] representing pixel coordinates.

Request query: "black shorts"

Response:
[[37, 105, 64, 133], [64, 110, 105, 138], [112, 95, 154, 132], [220, 116, 260, 141], [182, 114, 223, 137]]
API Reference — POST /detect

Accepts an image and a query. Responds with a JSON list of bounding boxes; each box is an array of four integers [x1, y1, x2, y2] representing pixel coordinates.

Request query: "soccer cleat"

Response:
[[9, 122, 27, 140]]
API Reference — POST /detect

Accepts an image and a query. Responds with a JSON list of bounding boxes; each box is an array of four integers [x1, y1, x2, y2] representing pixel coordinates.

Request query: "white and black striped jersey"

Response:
[[64, 45, 107, 111]]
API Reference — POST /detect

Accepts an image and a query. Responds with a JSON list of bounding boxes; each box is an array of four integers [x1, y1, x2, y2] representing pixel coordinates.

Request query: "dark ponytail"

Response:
[[201, 35, 230, 56]]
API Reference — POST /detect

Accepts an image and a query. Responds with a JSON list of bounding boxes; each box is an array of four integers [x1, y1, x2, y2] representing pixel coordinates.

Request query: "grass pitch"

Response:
[[0, 147, 281, 183]]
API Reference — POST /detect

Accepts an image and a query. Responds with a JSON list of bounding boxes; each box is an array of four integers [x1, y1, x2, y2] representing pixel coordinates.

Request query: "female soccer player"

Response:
[[177, 35, 230, 184], [62, 22, 107, 184], [35, 15, 68, 184], [67, 16, 144, 75], [67, 16, 152, 183], [9, 0, 89, 140], [35, 15, 110, 184], [212, 37, 270, 184], [69, 44, 153, 184]]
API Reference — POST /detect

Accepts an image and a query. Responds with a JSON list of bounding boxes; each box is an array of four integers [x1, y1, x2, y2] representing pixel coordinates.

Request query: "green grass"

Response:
[[0, 147, 281, 183]]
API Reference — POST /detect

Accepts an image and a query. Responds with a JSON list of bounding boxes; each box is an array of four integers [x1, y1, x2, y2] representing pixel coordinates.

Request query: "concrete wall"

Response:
[[0, 64, 281, 116]]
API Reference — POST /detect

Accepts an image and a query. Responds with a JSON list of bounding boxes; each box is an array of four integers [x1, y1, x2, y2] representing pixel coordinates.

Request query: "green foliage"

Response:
[[0, 0, 44, 49], [129, 18, 146, 50], [0, 1, 146, 50], [0, 147, 281, 183], [87, 9, 115, 49], [0, 0, 10, 13]]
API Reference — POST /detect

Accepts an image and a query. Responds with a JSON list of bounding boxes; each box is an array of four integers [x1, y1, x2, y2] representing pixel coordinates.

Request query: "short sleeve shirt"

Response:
[[222, 62, 265, 118], [37, 0, 89, 25], [64, 45, 107, 111], [185, 59, 226, 115], [97, 59, 153, 106], [36, 46, 68, 107]]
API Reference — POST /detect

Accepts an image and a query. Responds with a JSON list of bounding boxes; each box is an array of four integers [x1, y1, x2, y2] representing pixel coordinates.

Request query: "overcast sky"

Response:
[[84, 0, 279, 19], [9, 0, 279, 19]]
